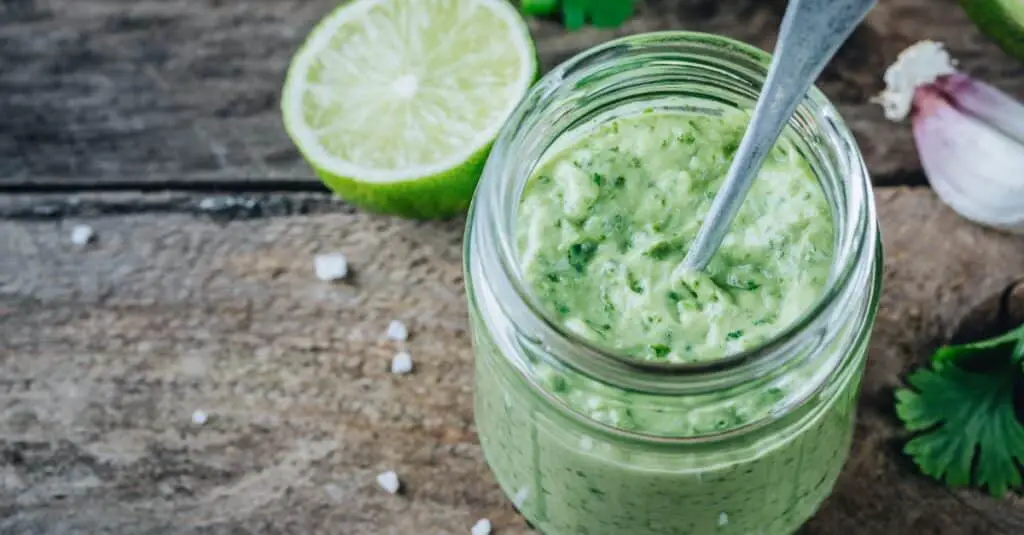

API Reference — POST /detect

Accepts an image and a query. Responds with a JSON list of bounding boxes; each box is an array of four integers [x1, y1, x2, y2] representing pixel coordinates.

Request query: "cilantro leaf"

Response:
[[1015, 334, 1024, 365], [561, 0, 586, 30], [520, 0, 559, 16], [586, 0, 634, 28], [521, 0, 634, 30], [895, 322, 1024, 497], [932, 323, 1024, 368]]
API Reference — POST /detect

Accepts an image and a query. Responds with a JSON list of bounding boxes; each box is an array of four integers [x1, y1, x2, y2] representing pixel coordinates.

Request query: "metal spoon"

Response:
[[678, 0, 877, 273]]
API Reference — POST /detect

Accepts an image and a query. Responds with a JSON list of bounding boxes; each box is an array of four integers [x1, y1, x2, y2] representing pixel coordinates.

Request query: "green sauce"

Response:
[[473, 109, 861, 535], [517, 110, 834, 362]]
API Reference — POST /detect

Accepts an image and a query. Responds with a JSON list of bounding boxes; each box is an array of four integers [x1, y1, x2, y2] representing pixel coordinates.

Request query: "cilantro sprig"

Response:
[[894, 322, 1024, 497], [520, 0, 635, 31]]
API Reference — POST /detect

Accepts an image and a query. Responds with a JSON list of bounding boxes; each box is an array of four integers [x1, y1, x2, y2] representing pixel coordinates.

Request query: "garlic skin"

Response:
[[935, 74, 1024, 145], [874, 40, 957, 121], [875, 41, 1024, 234], [914, 87, 1024, 232]]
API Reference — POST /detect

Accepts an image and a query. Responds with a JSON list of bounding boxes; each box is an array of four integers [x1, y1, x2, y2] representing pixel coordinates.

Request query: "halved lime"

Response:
[[961, 0, 1024, 62], [282, 0, 537, 219]]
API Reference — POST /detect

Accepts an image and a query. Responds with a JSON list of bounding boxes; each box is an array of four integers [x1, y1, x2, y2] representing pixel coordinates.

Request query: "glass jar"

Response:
[[463, 32, 881, 535]]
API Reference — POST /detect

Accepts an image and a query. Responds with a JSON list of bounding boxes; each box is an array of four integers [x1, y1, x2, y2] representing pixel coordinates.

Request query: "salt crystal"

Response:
[[314, 253, 349, 281], [471, 519, 492, 535], [718, 512, 729, 526], [391, 352, 414, 375], [386, 320, 409, 341], [376, 470, 400, 494], [70, 224, 94, 245], [323, 483, 345, 502], [513, 486, 530, 508], [191, 410, 208, 425]]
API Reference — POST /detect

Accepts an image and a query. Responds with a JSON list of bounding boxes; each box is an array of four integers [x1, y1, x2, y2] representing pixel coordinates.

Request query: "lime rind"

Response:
[[315, 142, 491, 219]]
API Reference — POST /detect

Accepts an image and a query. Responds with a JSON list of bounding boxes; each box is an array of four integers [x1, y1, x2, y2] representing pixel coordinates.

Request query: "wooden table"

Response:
[[2, 0, 1023, 533]]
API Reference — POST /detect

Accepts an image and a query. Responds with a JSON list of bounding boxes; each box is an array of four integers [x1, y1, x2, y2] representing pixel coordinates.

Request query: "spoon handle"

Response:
[[679, 0, 877, 272]]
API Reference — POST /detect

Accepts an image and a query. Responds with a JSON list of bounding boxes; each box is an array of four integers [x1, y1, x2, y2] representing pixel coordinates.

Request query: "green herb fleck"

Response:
[[567, 241, 598, 273], [723, 138, 740, 158], [727, 330, 744, 340], [645, 240, 680, 260], [548, 374, 569, 392], [607, 213, 626, 229], [627, 270, 644, 294], [650, 344, 671, 359]]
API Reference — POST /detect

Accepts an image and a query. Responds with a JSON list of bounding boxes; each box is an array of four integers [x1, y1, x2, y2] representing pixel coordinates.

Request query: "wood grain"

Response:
[[1, 188, 1023, 534], [1, 0, 1022, 189]]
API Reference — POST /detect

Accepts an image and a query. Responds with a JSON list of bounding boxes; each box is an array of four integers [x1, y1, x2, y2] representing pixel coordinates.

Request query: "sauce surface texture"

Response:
[[517, 110, 834, 362]]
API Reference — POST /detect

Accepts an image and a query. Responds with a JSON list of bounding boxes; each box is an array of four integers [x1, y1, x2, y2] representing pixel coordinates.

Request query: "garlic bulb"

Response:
[[874, 41, 1024, 233]]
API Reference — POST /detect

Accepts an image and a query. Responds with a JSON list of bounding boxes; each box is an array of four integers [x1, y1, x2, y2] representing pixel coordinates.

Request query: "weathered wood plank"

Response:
[[0, 191, 352, 220], [1, 188, 1023, 533], [1, 0, 1021, 189]]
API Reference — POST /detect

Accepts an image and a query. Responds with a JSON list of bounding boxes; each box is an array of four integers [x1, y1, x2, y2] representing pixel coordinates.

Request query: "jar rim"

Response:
[[475, 31, 878, 393]]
